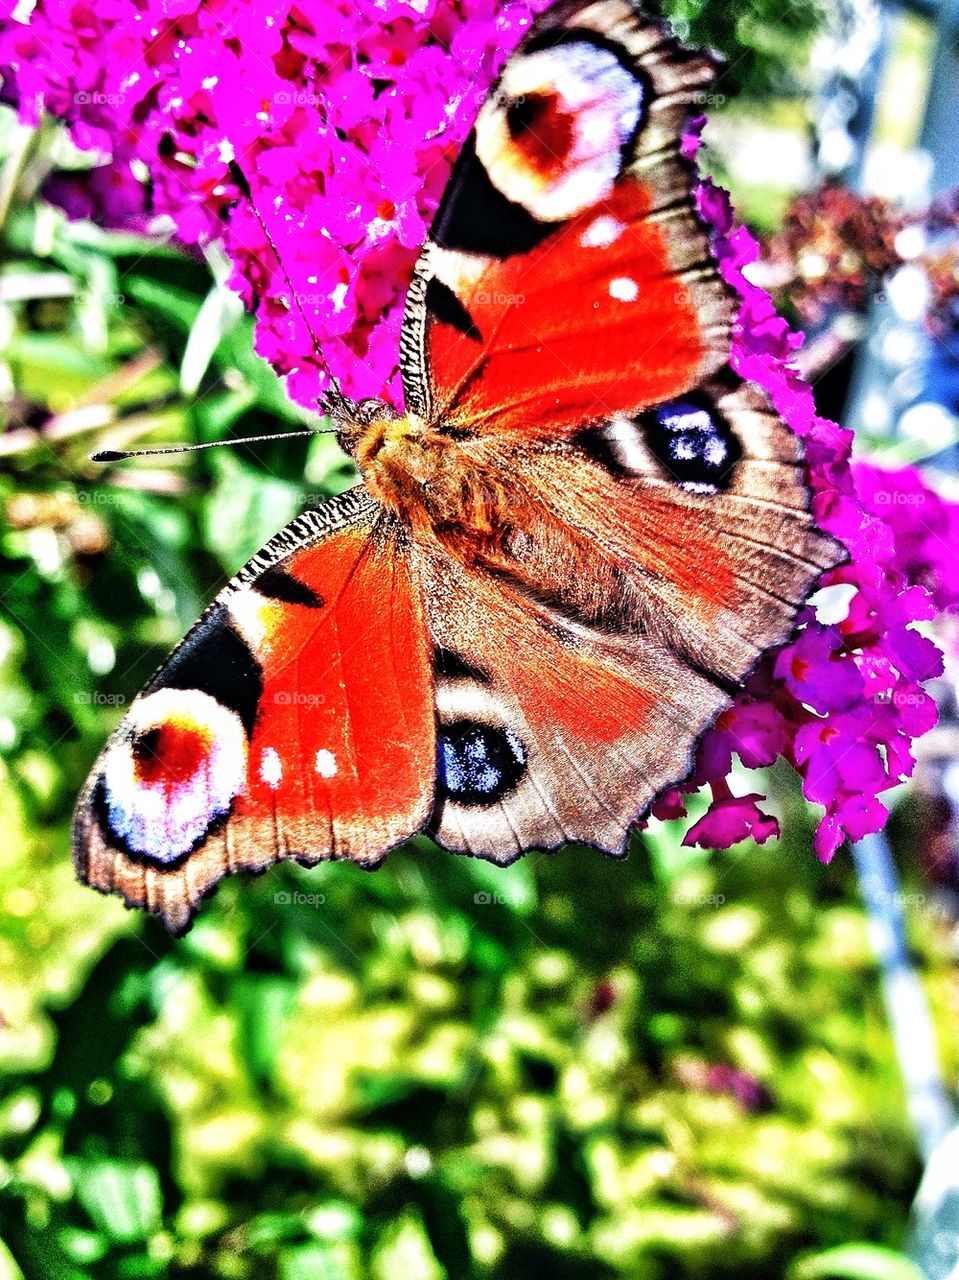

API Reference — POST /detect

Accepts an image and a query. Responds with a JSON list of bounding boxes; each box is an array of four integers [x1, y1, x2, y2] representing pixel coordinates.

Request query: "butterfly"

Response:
[[73, 0, 843, 934]]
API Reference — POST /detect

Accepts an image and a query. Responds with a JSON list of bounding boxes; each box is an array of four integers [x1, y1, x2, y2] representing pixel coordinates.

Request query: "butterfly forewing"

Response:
[[401, 0, 734, 435], [73, 488, 435, 933]]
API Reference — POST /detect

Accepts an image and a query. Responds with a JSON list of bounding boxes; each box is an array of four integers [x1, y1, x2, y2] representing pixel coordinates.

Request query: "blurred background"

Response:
[[2, 0, 959, 1277]]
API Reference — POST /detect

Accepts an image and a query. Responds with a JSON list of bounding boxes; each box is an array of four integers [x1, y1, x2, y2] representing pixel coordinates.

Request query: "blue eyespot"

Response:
[[438, 721, 527, 807], [641, 398, 741, 494]]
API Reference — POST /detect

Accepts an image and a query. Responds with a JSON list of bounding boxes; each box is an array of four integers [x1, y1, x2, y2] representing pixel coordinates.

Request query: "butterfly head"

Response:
[[341, 403, 446, 519]]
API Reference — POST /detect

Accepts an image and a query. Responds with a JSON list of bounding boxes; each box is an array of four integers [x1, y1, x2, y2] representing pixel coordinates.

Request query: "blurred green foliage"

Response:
[[0, 88, 955, 1280], [658, 0, 829, 101]]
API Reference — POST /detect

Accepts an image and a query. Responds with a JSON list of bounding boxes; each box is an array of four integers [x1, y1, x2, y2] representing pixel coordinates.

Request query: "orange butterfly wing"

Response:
[[386, 0, 844, 858], [401, 0, 732, 437], [73, 489, 434, 933]]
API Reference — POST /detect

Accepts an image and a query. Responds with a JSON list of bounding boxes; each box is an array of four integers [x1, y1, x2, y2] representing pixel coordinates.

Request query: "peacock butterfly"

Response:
[[73, 0, 843, 933]]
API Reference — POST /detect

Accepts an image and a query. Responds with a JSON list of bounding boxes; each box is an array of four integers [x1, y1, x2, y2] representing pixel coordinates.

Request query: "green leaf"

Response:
[[218, 320, 309, 424], [462, 854, 537, 915], [280, 1242, 361, 1280], [370, 1212, 446, 1280], [123, 276, 201, 332], [788, 1244, 924, 1280], [180, 283, 244, 395], [57, 220, 184, 261], [57, 1229, 107, 1266], [235, 975, 296, 1081], [203, 450, 302, 569], [7, 332, 111, 397], [0, 1238, 25, 1280], [71, 1159, 163, 1244], [194, 385, 259, 441]]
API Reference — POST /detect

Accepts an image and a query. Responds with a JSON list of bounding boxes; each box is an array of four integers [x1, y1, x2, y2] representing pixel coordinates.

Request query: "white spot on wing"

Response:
[[259, 747, 283, 789], [314, 749, 337, 779], [661, 405, 712, 433], [601, 415, 649, 474], [580, 215, 625, 248], [609, 276, 638, 302], [228, 586, 271, 651]]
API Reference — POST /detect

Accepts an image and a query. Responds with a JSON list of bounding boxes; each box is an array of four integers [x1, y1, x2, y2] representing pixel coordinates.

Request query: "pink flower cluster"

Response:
[[0, 0, 552, 404], [655, 171, 947, 859], [2, 0, 954, 860]]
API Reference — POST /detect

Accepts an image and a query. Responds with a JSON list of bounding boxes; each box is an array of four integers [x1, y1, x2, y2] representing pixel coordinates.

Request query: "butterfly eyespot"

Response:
[[156, 602, 262, 735], [438, 721, 527, 807], [98, 688, 247, 866], [640, 398, 742, 494], [504, 91, 576, 174], [475, 40, 646, 222]]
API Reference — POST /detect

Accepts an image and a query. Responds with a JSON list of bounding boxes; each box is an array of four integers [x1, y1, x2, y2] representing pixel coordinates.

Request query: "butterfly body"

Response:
[[343, 406, 511, 546], [74, 0, 844, 932]]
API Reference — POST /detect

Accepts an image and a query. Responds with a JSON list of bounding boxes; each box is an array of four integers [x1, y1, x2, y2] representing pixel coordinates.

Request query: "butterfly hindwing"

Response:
[[391, 0, 844, 861], [418, 379, 838, 862], [423, 542, 728, 858], [73, 488, 435, 933]]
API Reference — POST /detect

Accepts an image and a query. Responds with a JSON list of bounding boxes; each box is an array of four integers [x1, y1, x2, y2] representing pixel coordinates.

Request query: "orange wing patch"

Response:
[[400, 0, 733, 438], [235, 527, 433, 850], [426, 179, 708, 435], [73, 491, 436, 933]]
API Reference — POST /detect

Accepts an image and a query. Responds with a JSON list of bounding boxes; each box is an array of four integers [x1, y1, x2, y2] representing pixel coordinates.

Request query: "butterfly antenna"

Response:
[[91, 430, 323, 464], [93, 163, 355, 464], [227, 159, 353, 422]]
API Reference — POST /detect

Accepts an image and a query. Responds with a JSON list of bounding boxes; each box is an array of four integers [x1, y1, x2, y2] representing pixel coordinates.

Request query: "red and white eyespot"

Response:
[[100, 688, 247, 864], [475, 41, 645, 222]]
